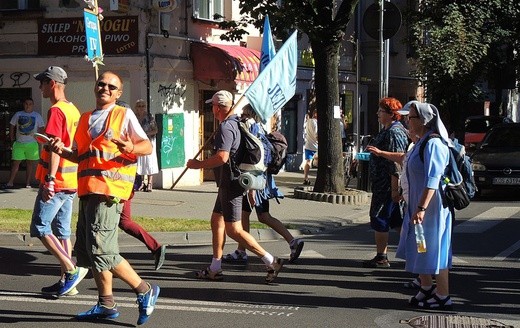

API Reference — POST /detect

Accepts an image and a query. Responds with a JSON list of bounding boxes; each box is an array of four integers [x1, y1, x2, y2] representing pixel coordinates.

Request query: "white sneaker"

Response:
[[289, 239, 304, 263]]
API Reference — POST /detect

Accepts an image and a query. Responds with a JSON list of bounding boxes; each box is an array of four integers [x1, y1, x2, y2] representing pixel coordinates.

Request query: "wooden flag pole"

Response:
[[170, 94, 247, 189]]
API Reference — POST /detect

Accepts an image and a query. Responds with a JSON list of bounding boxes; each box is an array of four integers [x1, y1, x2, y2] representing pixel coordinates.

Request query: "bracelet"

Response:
[[417, 206, 426, 211]]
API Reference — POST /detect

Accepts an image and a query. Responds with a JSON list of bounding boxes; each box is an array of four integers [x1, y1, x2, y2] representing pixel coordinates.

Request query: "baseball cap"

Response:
[[33, 66, 68, 84], [205, 90, 233, 107], [397, 108, 409, 116]]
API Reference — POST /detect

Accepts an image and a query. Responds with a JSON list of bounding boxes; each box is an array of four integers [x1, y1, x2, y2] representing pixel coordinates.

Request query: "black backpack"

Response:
[[266, 131, 288, 175], [419, 134, 477, 210]]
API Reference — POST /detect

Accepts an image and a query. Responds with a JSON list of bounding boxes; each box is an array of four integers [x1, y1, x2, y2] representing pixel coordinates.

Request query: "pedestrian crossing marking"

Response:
[[453, 207, 519, 234], [0, 291, 299, 316], [492, 239, 520, 261]]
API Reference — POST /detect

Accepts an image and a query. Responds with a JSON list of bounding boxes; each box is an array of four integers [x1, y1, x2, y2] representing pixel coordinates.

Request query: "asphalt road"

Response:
[[0, 191, 519, 328]]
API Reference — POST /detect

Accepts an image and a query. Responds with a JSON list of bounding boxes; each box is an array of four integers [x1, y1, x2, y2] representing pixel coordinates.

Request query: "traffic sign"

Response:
[[363, 2, 402, 40], [83, 9, 103, 61]]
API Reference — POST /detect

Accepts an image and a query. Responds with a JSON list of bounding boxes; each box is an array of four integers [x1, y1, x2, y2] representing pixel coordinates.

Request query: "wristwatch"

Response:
[[45, 174, 55, 182]]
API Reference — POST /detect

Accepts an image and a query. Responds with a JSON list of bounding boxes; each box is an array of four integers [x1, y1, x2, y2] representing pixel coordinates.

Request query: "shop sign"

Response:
[[37, 16, 138, 56]]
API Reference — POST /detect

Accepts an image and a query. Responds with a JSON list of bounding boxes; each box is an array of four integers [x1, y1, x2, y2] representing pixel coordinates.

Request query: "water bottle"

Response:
[[415, 223, 427, 253]]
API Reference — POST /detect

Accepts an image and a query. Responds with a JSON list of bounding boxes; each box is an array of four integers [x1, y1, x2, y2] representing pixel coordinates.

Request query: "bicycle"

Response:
[[343, 134, 372, 187]]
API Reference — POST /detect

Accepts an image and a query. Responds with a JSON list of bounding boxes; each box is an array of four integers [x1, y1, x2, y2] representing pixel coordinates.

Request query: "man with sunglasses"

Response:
[[50, 71, 160, 325]]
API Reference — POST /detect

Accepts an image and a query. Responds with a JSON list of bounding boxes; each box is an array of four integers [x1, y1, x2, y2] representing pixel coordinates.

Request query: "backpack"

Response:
[[266, 131, 288, 175], [419, 134, 477, 210], [235, 119, 266, 173]]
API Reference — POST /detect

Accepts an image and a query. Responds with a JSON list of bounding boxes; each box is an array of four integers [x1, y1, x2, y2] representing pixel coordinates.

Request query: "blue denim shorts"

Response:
[[30, 189, 76, 239]]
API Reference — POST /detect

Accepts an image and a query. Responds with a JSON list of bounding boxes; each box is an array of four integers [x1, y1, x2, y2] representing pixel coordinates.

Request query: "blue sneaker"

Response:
[[58, 266, 88, 296], [136, 284, 160, 325], [76, 303, 120, 321], [41, 280, 79, 296]]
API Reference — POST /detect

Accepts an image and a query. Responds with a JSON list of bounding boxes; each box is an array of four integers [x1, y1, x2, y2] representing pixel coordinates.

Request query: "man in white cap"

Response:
[[187, 90, 284, 283], [31, 66, 87, 297]]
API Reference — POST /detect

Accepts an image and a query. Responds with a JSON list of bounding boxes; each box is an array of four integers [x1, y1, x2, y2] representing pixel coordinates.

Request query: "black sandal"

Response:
[[417, 294, 453, 310], [409, 285, 436, 306]]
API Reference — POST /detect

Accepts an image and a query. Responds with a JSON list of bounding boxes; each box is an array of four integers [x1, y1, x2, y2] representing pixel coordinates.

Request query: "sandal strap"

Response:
[[418, 294, 453, 309]]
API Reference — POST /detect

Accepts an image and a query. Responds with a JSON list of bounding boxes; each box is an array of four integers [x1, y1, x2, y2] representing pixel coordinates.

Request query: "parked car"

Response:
[[464, 115, 513, 154], [471, 123, 520, 194]]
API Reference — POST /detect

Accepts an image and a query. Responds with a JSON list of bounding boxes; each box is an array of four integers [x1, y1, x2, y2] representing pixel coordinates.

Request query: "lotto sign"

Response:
[[83, 9, 103, 60]]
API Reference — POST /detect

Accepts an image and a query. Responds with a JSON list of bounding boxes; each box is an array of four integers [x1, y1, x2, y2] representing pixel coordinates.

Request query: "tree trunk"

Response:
[[311, 40, 345, 194]]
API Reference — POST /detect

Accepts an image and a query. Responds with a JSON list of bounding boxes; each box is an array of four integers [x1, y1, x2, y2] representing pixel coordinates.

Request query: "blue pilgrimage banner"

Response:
[[260, 15, 276, 72], [244, 30, 298, 123]]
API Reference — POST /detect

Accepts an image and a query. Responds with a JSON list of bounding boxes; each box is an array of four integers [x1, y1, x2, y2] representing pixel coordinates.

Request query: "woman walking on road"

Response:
[[396, 101, 453, 310]]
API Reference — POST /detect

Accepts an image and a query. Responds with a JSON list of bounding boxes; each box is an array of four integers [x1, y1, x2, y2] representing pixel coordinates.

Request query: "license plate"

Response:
[[492, 177, 520, 185]]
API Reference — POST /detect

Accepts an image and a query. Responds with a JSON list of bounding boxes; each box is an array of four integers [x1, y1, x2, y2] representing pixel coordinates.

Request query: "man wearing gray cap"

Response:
[[31, 66, 87, 297], [187, 90, 284, 283]]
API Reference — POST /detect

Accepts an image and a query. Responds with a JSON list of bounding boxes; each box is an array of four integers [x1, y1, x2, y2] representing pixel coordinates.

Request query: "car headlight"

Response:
[[472, 161, 486, 171]]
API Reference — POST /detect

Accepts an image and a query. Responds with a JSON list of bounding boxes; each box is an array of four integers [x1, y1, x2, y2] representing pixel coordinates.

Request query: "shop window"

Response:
[[0, 0, 40, 10]]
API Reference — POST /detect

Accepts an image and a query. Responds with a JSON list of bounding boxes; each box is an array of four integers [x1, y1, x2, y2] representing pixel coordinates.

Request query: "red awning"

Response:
[[190, 42, 260, 84]]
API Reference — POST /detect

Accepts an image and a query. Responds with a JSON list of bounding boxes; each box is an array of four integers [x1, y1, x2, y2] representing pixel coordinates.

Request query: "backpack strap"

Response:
[[419, 133, 441, 162]]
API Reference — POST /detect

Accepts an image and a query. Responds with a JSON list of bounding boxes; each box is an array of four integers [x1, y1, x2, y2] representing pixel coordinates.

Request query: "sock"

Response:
[[261, 253, 275, 267], [99, 294, 115, 308], [134, 281, 149, 295], [66, 267, 78, 274], [210, 258, 221, 272], [414, 285, 432, 301]]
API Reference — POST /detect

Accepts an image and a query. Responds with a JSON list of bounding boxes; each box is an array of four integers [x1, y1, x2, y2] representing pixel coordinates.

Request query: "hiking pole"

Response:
[[170, 94, 247, 189], [170, 130, 216, 189]]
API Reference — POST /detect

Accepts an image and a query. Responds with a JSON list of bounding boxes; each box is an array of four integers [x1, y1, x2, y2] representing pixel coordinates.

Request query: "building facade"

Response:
[[0, 0, 418, 187]]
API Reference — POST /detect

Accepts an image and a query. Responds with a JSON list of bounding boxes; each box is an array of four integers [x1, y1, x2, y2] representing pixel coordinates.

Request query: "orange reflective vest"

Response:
[[36, 101, 80, 190], [76, 105, 137, 200]]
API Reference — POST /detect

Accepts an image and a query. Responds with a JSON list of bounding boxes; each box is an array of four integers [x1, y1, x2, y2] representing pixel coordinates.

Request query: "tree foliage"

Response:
[[407, 0, 520, 132], [218, 0, 359, 194]]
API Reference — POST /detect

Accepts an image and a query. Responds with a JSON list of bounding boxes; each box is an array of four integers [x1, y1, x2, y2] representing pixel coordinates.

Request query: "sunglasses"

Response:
[[97, 81, 119, 91]]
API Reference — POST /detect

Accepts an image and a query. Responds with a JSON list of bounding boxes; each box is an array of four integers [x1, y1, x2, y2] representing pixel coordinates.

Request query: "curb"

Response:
[[293, 187, 370, 205], [0, 228, 310, 248]]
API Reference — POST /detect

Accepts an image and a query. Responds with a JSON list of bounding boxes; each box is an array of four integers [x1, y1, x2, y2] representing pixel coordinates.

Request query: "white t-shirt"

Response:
[[10, 110, 45, 143], [83, 106, 148, 144], [304, 117, 318, 151]]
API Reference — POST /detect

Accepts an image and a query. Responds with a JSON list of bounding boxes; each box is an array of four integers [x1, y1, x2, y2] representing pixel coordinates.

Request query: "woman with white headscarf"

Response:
[[396, 100, 453, 310]]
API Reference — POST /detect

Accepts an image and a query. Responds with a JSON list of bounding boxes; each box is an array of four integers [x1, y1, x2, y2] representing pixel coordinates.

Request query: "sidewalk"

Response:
[[0, 170, 371, 247]]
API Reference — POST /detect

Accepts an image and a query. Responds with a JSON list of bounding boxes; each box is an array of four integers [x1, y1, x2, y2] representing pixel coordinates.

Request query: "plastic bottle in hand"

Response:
[[415, 223, 427, 253]]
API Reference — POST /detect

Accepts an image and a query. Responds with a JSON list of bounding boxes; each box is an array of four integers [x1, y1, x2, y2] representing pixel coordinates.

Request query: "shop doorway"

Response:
[[200, 90, 218, 181], [0, 88, 32, 170]]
